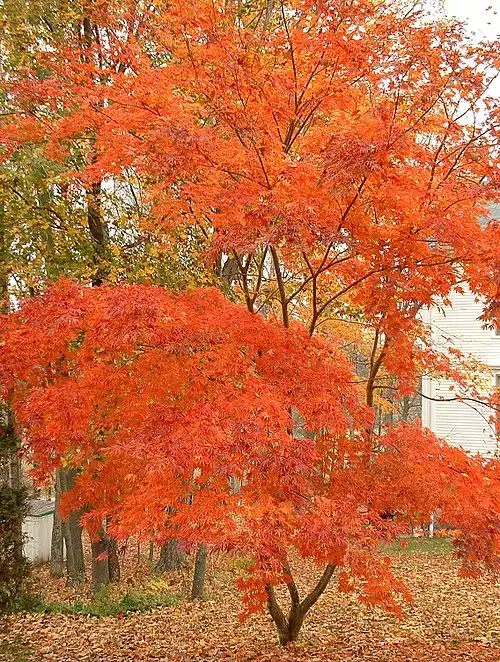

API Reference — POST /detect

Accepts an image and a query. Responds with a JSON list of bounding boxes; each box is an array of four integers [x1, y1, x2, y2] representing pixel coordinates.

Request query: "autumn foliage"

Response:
[[1, 0, 500, 646], [1, 280, 499, 642]]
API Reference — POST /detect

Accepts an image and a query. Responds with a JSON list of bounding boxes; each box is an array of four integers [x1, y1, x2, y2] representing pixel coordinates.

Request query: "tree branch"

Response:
[[283, 564, 300, 606], [300, 564, 336, 614], [266, 584, 288, 634], [270, 245, 289, 327]]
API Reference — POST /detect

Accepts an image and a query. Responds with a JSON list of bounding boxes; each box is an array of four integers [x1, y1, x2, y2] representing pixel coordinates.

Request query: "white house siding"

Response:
[[22, 500, 55, 562], [421, 287, 500, 458]]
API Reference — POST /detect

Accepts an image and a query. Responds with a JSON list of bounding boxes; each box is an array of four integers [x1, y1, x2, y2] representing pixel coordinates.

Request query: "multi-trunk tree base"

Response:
[[266, 564, 337, 645]]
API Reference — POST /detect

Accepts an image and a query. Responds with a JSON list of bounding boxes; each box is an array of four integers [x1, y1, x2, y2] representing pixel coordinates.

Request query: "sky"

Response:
[[444, 0, 499, 101], [445, 0, 499, 39]]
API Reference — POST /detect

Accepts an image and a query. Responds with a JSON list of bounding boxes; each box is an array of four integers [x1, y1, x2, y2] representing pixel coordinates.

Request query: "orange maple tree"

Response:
[[1, 0, 500, 645], [1, 280, 499, 643]]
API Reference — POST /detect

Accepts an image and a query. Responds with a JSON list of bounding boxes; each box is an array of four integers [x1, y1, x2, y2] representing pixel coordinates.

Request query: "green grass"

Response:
[[382, 536, 453, 555], [14, 588, 179, 617]]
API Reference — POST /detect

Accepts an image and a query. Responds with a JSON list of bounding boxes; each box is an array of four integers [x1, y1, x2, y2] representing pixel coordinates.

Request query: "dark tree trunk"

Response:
[[156, 539, 187, 572], [8, 432, 23, 562], [282, 606, 306, 645], [106, 533, 120, 583], [191, 543, 208, 599], [82, 16, 108, 288], [50, 471, 64, 578], [90, 521, 120, 590], [87, 180, 108, 286], [59, 468, 85, 584], [62, 518, 75, 581], [67, 510, 85, 583], [91, 529, 109, 594]]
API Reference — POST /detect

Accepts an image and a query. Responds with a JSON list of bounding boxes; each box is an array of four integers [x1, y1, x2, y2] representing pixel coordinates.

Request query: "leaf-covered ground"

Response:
[[1, 539, 498, 661]]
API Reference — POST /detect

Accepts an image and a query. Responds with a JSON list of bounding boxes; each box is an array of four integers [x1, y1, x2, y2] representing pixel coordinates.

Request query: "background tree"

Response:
[[0, 0, 215, 590], [0, 212, 30, 613]]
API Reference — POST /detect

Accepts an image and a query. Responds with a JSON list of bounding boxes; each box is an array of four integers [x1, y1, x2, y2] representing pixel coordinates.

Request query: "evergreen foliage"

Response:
[[0, 420, 31, 614]]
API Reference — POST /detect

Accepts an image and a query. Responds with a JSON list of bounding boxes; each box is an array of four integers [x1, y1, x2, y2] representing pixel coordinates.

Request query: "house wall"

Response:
[[23, 513, 54, 562], [421, 287, 500, 457]]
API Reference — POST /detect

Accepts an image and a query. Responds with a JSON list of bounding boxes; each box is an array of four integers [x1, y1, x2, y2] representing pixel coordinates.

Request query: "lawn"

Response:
[[1, 539, 498, 662], [382, 536, 453, 555]]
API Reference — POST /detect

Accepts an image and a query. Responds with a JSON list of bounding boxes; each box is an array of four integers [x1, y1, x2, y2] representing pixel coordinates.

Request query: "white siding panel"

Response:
[[431, 288, 500, 368], [22, 514, 54, 562], [431, 380, 497, 457], [37, 514, 53, 562], [22, 518, 38, 561], [422, 288, 500, 458]]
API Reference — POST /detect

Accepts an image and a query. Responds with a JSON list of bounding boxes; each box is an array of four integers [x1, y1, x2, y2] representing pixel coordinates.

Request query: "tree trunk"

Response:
[[91, 529, 109, 594], [50, 471, 64, 578], [87, 179, 108, 286], [156, 539, 187, 572], [191, 543, 208, 599], [229, 476, 242, 494], [282, 607, 306, 645], [62, 518, 75, 581], [67, 509, 85, 583], [263, 0, 274, 29], [90, 521, 120, 590], [106, 533, 120, 583], [8, 429, 23, 562], [60, 468, 85, 584]]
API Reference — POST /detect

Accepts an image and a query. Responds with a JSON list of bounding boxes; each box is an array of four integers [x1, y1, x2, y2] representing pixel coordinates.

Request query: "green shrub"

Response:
[[0, 409, 32, 615], [0, 484, 31, 614], [228, 556, 254, 574], [12, 592, 45, 613]]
